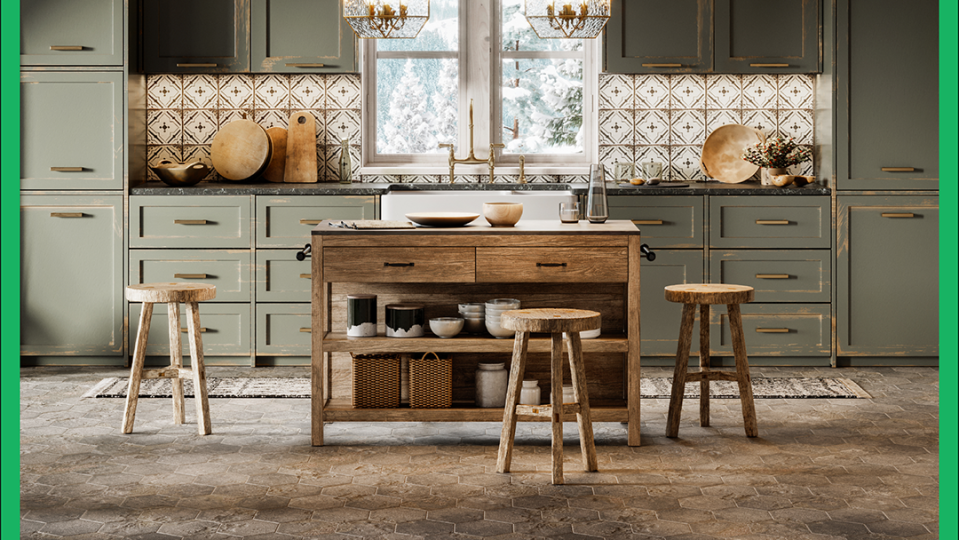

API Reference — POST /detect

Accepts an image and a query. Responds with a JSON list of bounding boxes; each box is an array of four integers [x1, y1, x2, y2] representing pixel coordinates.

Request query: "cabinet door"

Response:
[[714, 0, 819, 73], [608, 195, 704, 249], [20, 0, 123, 66], [640, 250, 705, 355], [21, 71, 124, 190], [21, 195, 123, 356], [251, 0, 357, 73], [836, 0, 938, 190], [606, 0, 712, 73], [142, 0, 250, 73], [837, 196, 938, 356]]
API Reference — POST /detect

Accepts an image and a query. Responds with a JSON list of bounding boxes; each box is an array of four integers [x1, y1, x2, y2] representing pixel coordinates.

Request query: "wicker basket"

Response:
[[351, 353, 401, 408], [409, 352, 453, 409]]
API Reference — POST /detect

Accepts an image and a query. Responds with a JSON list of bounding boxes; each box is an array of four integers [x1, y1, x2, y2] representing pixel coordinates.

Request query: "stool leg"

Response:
[[185, 302, 212, 435], [123, 303, 153, 434], [497, 331, 529, 474], [550, 333, 564, 485], [699, 304, 710, 427], [167, 302, 186, 425], [727, 304, 758, 438], [566, 332, 598, 473], [667, 303, 696, 438]]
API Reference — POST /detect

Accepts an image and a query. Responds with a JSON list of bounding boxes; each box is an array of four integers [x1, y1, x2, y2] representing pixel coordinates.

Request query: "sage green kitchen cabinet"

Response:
[[130, 250, 253, 303], [256, 250, 311, 302], [609, 196, 704, 249], [714, 0, 820, 73], [251, 0, 357, 73], [142, 0, 250, 73], [20, 71, 124, 190], [130, 196, 253, 249], [129, 303, 253, 357], [836, 0, 938, 190], [20, 0, 123, 66], [710, 249, 831, 303], [20, 195, 123, 356], [837, 195, 938, 357], [255, 195, 376, 248], [709, 303, 831, 357], [709, 196, 830, 249], [639, 249, 705, 356], [606, 0, 712, 74], [256, 304, 311, 355]]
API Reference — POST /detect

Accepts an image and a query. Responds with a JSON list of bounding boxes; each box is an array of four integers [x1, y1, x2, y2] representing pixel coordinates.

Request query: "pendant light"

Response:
[[524, 0, 610, 39], [344, 0, 431, 39]]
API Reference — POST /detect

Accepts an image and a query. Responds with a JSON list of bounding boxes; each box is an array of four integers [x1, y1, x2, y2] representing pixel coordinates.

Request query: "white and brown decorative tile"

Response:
[[526, 175, 553, 184], [599, 145, 634, 180], [778, 74, 814, 109], [706, 74, 742, 109], [635, 145, 670, 176], [669, 74, 706, 109], [147, 74, 182, 110], [670, 109, 706, 145], [635, 109, 669, 145], [492, 175, 520, 184], [399, 174, 437, 184], [147, 110, 181, 145], [634, 74, 670, 109], [599, 74, 634, 109], [315, 145, 327, 182], [362, 175, 394, 184], [668, 145, 706, 181], [254, 74, 290, 110], [181, 145, 217, 181], [326, 109, 361, 146], [218, 109, 251, 129], [146, 145, 181, 181], [560, 175, 589, 183], [290, 74, 326, 110], [182, 109, 218, 145], [217, 74, 254, 109], [599, 110, 634, 146], [777, 109, 813, 144], [182, 74, 217, 109], [788, 149, 814, 176], [706, 109, 742, 135], [327, 74, 362, 109], [254, 109, 291, 130], [742, 74, 778, 109], [742, 109, 777, 139]]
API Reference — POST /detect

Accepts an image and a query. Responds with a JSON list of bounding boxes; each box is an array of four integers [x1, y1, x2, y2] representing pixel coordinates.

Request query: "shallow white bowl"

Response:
[[563, 328, 602, 339], [430, 317, 464, 338]]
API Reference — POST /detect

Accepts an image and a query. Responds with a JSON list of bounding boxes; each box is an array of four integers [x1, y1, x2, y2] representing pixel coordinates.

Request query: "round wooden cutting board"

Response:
[[700, 124, 764, 183], [211, 119, 271, 181], [262, 127, 288, 183]]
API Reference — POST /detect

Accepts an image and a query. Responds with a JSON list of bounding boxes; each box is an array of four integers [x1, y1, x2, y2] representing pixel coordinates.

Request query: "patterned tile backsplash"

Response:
[[146, 72, 814, 184]]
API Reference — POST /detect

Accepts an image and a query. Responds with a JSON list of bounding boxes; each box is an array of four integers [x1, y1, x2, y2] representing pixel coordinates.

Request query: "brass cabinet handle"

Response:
[[300, 219, 323, 225], [536, 262, 568, 267], [632, 220, 664, 225], [750, 63, 789, 67], [174, 273, 208, 279], [299, 273, 312, 279], [286, 63, 326, 67], [881, 167, 916, 172], [756, 274, 790, 279], [50, 212, 85, 218], [384, 262, 414, 267], [756, 220, 790, 225], [50, 167, 84, 172], [881, 213, 916, 218], [181, 327, 208, 333], [756, 328, 790, 333], [176, 63, 217, 67], [50, 46, 83, 51], [642, 63, 682, 67], [174, 219, 208, 225], [299, 328, 312, 333]]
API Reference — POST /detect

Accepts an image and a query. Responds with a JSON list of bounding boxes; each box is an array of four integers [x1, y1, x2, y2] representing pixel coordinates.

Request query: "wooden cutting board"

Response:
[[211, 119, 271, 181], [262, 127, 288, 183], [285, 111, 317, 183]]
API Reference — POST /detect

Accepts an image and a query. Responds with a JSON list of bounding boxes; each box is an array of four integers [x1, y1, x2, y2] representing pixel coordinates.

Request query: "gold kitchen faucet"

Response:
[[439, 100, 505, 184]]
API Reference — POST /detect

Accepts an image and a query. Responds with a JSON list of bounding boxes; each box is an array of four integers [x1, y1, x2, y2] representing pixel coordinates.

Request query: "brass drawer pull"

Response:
[[176, 63, 217, 68], [174, 273, 208, 279], [286, 63, 326, 67], [50, 46, 83, 51], [180, 327, 208, 333], [50, 167, 84, 172], [756, 274, 790, 279], [299, 273, 312, 279], [881, 213, 916, 218], [756, 220, 790, 225], [632, 220, 664, 225], [881, 167, 916, 172], [174, 219, 208, 225], [300, 219, 323, 225], [756, 328, 790, 333], [384, 262, 414, 267], [50, 212, 85, 218], [642, 63, 682, 67], [750, 63, 789, 67], [300, 328, 312, 333], [537, 262, 568, 268]]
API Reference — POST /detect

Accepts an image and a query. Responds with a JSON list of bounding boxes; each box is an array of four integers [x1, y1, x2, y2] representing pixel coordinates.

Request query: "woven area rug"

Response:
[[85, 377, 870, 399]]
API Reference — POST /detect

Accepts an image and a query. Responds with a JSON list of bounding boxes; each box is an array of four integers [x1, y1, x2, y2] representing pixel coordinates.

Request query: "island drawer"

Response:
[[709, 196, 830, 248], [130, 249, 252, 303], [256, 304, 311, 356], [131, 196, 252, 248], [324, 247, 475, 282], [708, 303, 831, 357], [608, 195, 704, 248], [256, 250, 312, 302], [476, 247, 628, 283], [256, 196, 376, 248], [709, 250, 831, 303], [128, 303, 252, 357]]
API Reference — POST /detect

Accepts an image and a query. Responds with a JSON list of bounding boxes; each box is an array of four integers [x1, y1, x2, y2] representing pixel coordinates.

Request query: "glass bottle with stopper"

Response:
[[586, 163, 608, 223]]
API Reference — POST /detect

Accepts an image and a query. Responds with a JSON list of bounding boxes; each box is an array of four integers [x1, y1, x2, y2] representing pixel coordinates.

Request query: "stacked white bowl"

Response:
[[485, 298, 521, 339], [458, 303, 486, 334]]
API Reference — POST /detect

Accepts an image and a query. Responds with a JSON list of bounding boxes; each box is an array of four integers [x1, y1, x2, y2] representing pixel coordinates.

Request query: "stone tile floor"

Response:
[[20, 366, 938, 540]]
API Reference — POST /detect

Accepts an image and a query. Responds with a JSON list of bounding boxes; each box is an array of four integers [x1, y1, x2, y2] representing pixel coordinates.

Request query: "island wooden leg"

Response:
[[627, 235, 642, 446], [728, 304, 758, 437], [567, 333, 598, 472], [699, 304, 710, 427], [185, 302, 211, 435], [550, 333, 564, 484], [122, 302, 153, 434], [667, 303, 696, 438], [311, 235, 325, 446], [497, 331, 529, 473], [168, 302, 185, 425]]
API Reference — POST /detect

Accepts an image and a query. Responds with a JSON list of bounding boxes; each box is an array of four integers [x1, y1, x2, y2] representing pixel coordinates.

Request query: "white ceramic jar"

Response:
[[475, 363, 508, 407], [562, 385, 575, 404], [519, 380, 541, 406]]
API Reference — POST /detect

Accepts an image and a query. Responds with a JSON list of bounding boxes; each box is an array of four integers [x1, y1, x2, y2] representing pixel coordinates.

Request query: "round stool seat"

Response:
[[126, 283, 217, 303], [500, 308, 601, 334], [665, 284, 754, 305]]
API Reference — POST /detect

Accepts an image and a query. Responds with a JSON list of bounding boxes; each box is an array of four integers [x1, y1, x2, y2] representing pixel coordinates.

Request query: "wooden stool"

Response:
[[123, 283, 216, 435], [664, 284, 758, 438], [496, 308, 601, 485]]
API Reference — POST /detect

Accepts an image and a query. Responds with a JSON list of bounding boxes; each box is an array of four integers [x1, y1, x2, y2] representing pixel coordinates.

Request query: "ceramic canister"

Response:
[[475, 363, 508, 408], [346, 294, 377, 337], [520, 380, 541, 406], [385, 304, 425, 338]]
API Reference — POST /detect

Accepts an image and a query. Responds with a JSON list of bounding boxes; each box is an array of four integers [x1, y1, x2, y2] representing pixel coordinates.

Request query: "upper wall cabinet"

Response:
[[251, 0, 357, 73], [605, 0, 821, 74], [20, 0, 124, 66], [836, 0, 938, 190], [142, 0, 251, 73]]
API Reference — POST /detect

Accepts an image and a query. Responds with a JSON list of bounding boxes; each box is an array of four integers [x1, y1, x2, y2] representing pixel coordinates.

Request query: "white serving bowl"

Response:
[[563, 328, 602, 339], [430, 317, 464, 338], [486, 319, 515, 339], [486, 298, 521, 307], [458, 303, 485, 312]]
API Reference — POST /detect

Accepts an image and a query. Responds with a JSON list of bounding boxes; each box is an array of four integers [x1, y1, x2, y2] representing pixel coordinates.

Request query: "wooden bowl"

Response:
[[483, 202, 523, 226], [150, 160, 210, 187]]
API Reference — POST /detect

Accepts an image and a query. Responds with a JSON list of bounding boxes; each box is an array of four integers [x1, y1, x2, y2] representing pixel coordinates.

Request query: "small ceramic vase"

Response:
[[475, 363, 508, 407], [520, 380, 541, 406]]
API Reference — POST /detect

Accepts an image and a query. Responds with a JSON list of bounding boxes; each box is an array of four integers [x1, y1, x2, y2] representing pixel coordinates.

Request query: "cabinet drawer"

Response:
[[710, 197, 829, 248], [476, 248, 628, 283], [256, 196, 376, 248], [21, 71, 124, 190], [710, 250, 830, 302], [256, 304, 310, 356], [21, 0, 123, 66], [324, 248, 475, 283], [256, 250, 311, 302], [131, 196, 252, 248], [129, 303, 252, 356], [609, 196, 704, 248], [709, 304, 830, 356], [130, 250, 252, 303]]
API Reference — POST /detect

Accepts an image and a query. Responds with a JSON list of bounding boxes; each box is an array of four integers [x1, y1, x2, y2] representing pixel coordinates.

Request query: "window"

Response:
[[362, 0, 598, 170]]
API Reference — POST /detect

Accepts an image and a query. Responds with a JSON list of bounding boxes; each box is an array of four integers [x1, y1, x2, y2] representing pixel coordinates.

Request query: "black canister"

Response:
[[385, 304, 425, 338], [347, 294, 377, 337]]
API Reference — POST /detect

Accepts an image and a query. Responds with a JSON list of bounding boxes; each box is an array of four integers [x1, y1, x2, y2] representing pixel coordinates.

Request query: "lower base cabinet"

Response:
[[256, 304, 311, 355], [640, 249, 704, 355], [709, 303, 831, 357], [129, 303, 252, 357]]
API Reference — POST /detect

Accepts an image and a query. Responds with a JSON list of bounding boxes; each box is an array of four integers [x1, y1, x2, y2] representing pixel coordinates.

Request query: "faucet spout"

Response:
[[487, 143, 505, 183]]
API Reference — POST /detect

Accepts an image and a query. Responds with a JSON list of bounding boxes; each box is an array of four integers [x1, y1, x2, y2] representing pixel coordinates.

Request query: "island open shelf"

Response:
[[322, 398, 630, 422], [321, 333, 629, 354]]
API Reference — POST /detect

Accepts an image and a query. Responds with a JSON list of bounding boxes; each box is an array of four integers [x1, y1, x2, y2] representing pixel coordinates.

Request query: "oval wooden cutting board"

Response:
[[211, 119, 271, 181], [262, 127, 288, 183]]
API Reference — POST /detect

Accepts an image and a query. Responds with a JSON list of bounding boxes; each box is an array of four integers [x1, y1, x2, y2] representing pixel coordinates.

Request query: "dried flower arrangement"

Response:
[[741, 136, 812, 169]]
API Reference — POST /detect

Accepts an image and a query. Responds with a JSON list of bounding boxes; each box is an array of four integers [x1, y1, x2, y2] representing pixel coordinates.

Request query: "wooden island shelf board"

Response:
[[311, 220, 643, 446]]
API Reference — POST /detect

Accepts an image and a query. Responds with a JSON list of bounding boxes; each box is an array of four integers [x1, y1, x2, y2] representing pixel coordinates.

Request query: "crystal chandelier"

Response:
[[343, 0, 430, 39], [524, 0, 610, 39]]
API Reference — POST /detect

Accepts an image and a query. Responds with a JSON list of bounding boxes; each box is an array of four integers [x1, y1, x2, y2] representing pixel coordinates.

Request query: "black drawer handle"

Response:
[[536, 262, 567, 268], [384, 262, 415, 267]]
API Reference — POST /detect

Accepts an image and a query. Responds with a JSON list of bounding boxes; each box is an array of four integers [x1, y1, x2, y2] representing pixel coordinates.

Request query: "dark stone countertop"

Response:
[[131, 181, 388, 196], [606, 181, 830, 196]]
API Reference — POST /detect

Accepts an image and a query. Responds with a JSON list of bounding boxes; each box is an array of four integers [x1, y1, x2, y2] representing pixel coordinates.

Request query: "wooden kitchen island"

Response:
[[310, 220, 643, 446]]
